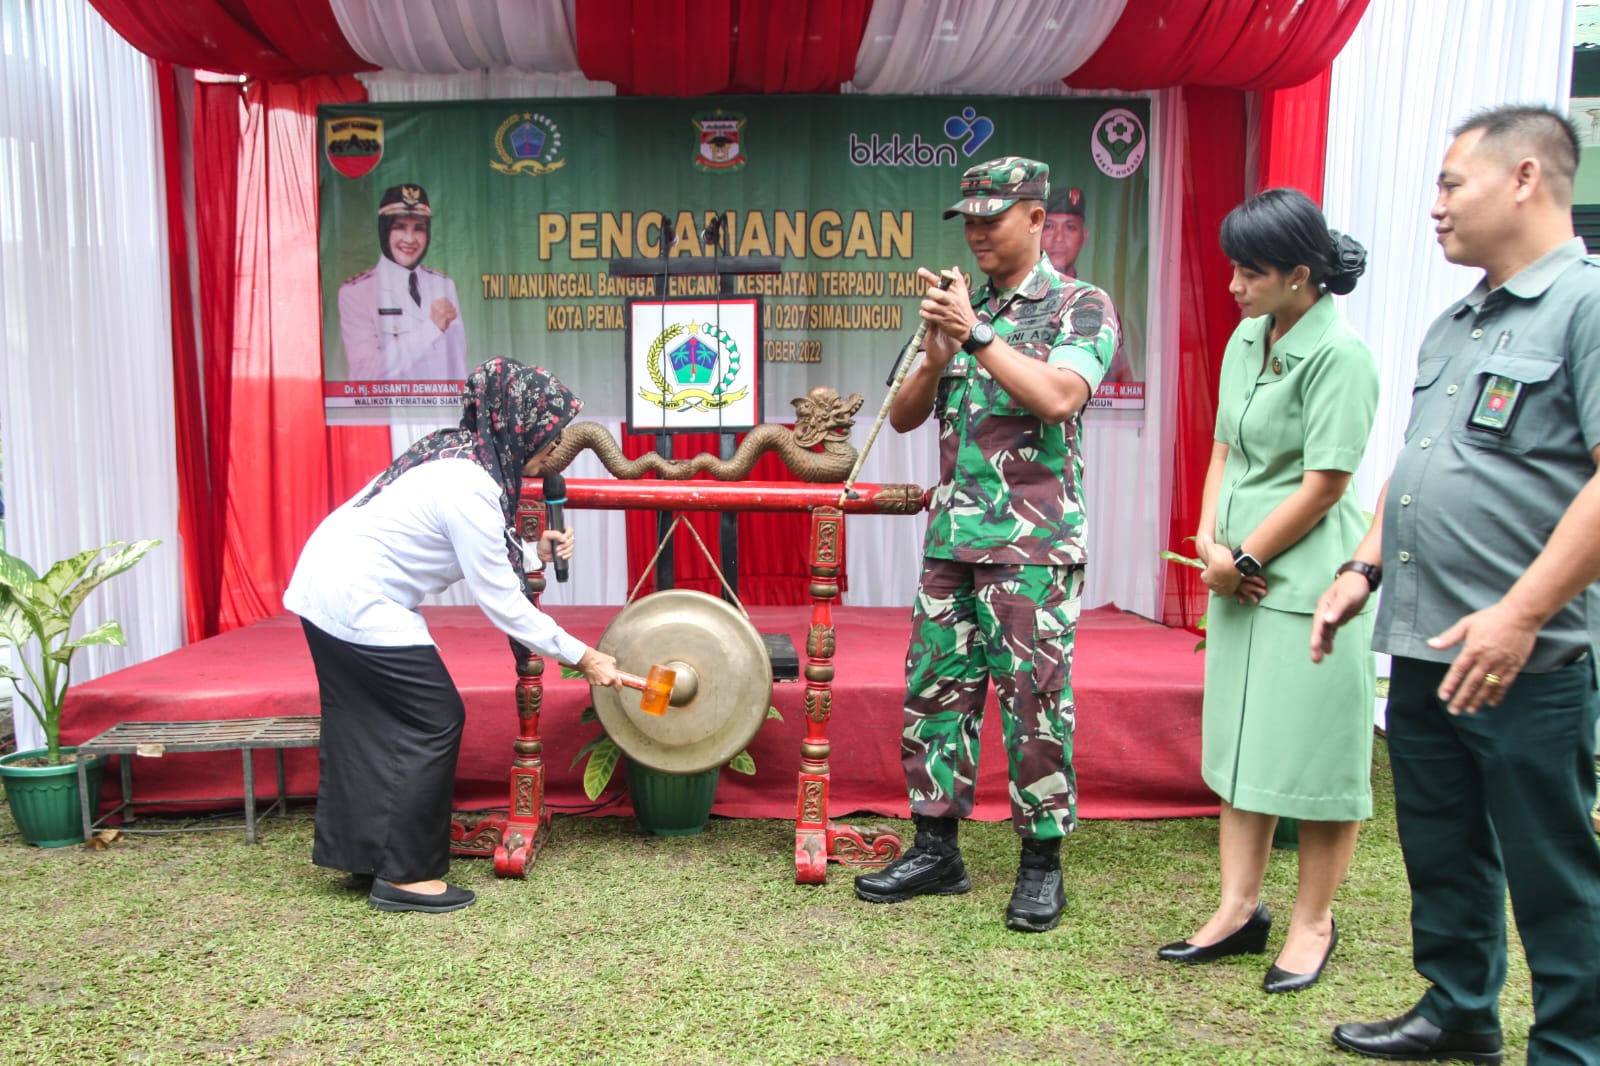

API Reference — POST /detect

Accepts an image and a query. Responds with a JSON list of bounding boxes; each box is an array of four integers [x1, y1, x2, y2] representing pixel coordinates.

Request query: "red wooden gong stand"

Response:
[[449, 478, 922, 882]]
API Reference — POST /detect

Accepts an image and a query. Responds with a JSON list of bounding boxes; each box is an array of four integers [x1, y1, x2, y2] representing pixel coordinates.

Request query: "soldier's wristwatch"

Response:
[[962, 321, 996, 354]]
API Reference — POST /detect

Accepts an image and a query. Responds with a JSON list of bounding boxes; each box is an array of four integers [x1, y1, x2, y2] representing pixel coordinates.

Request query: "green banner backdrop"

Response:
[[318, 95, 1149, 425]]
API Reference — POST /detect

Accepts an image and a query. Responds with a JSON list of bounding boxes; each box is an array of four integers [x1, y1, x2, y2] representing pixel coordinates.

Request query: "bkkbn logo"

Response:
[[848, 105, 995, 167], [849, 133, 958, 167]]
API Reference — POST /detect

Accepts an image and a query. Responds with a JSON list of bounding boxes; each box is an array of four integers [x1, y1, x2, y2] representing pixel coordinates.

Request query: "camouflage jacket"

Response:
[[923, 255, 1120, 566]]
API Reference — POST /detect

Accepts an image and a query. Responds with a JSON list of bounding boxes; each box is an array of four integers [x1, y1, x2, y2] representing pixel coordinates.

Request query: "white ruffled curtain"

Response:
[[332, 0, 582, 74], [1090, 86, 1181, 617], [1325, 0, 1574, 514], [847, 0, 1129, 93], [1323, 0, 1573, 693], [0, 1, 184, 750]]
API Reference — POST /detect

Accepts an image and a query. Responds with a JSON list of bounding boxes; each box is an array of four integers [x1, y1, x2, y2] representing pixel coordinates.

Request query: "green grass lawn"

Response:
[[0, 739, 1533, 1066]]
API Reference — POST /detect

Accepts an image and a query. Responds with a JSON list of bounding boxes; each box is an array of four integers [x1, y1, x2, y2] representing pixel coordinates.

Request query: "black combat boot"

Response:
[[1005, 837, 1065, 932], [853, 814, 970, 903]]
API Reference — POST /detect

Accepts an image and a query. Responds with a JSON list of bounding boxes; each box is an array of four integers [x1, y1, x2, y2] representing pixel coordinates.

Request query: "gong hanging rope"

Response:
[[625, 512, 749, 619]]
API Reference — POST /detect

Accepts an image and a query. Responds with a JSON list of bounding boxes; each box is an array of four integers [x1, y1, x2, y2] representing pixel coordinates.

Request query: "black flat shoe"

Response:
[[1263, 919, 1336, 993], [368, 878, 476, 913], [1331, 1009, 1502, 1063], [1158, 901, 1271, 963]]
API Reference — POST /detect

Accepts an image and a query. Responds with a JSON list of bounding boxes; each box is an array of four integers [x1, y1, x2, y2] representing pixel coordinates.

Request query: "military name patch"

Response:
[[1009, 327, 1058, 349]]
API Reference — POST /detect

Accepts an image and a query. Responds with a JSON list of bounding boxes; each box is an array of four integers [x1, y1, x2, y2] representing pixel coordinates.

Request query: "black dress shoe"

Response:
[[1157, 901, 1271, 962], [1263, 919, 1336, 993], [1005, 838, 1065, 933], [854, 815, 970, 903], [368, 878, 477, 913], [1331, 1010, 1503, 1063]]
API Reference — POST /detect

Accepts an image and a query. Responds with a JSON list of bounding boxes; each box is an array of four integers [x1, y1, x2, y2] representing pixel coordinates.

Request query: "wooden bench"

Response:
[[76, 717, 321, 844]]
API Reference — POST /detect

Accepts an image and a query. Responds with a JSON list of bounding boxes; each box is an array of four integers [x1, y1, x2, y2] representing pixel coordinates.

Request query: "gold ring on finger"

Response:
[[1482, 672, 1503, 687]]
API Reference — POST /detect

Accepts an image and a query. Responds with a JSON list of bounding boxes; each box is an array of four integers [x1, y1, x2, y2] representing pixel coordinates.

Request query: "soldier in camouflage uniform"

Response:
[[854, 158, 1120, 932]]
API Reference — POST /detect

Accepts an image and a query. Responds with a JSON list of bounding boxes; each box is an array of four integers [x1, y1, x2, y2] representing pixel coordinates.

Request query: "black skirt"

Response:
[[300, 618, 465, 882]]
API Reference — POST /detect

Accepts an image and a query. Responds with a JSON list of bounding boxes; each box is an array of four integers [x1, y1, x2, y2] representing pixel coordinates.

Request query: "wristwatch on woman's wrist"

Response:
[[1231, 547, 1263, 578], [1335, 559, 1382, 591]]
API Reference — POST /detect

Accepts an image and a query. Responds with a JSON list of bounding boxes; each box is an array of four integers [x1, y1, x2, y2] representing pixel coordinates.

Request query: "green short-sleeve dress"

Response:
[[1204, 293, 1379, 820]]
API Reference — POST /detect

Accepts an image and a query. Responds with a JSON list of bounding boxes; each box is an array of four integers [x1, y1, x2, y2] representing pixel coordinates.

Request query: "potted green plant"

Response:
[[570, 694, 782, 836], [0, 540, 160, 846]]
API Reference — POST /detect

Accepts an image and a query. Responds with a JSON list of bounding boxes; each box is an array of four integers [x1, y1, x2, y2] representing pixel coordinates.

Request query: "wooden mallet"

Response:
[[617, 664, 677, 716]]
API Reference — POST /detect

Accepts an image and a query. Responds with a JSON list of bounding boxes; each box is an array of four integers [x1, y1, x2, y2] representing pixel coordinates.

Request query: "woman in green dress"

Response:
[[1157, 188, 1378, 993]]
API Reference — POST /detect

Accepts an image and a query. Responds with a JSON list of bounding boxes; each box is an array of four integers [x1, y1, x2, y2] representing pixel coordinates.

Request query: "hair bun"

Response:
[[1325, 229, 1367, 295]]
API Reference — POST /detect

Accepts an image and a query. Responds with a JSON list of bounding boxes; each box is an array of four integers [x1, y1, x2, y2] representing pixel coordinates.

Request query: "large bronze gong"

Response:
[[593, 589, 774, 774]]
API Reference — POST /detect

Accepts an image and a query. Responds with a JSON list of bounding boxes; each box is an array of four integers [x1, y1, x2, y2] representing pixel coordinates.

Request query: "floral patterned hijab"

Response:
[[357, 358, 582, 652]]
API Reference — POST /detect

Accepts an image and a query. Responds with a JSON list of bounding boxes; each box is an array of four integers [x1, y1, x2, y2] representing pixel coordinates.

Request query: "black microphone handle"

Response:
[[547, 501, 569, 583]]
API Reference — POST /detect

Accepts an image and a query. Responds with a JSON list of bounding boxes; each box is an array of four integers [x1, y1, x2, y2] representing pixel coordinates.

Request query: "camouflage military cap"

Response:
[[943, 157, 1050, 219], [1046, 186, 1086, 217]]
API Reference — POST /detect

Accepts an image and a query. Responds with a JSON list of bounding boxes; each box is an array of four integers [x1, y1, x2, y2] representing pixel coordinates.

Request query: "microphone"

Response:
[[702, 214, 724, 250], [659, 217, 677, 253], [541, 472, 569, 583]]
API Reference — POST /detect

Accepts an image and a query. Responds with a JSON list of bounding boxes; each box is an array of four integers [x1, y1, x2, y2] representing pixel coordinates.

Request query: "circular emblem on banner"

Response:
[[490, 112, 566, 176], [1091, 108, 1147, 180]]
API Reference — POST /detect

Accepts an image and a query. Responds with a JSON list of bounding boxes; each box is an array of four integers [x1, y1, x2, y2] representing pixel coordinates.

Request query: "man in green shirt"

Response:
[[853, 158, 1119, 933], [1313, 105, 1600, 1065]]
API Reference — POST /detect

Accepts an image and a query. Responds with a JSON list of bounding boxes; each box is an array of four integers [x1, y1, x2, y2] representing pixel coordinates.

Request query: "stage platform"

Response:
[[63, 605, 1215, 824]]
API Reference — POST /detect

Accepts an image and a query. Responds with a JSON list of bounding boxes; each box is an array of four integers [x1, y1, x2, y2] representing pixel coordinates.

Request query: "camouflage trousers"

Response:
[[901, 557, 1083, 839]]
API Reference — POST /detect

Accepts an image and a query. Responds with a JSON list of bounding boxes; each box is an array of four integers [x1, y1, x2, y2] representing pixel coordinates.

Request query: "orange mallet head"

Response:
[[617, 664, 677, 716]]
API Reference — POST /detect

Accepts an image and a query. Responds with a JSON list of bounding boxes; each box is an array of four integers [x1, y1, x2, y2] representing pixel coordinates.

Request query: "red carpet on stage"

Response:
[[63, 606, 1216, 823]]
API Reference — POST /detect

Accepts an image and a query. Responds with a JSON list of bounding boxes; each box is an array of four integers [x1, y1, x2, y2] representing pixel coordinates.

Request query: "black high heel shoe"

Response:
[[1158, 901, 1272, 963], [1262, 919, 1336, 993]]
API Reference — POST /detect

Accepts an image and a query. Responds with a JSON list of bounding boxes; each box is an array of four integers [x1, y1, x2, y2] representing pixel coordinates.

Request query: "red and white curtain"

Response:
[[82, 0, 1367, 91]]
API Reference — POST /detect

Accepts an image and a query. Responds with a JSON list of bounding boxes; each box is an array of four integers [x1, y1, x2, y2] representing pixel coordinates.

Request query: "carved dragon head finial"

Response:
[[790, 386, 865, 447]]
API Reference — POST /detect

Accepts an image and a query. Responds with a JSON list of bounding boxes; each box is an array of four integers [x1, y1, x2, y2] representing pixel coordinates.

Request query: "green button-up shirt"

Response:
[[1213, 293, 1378, 612], [1374, 238, 1600, 671]]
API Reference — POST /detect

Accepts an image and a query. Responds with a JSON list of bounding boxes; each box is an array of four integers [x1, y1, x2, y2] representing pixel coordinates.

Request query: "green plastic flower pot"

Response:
[[0, 746, 107, 848], [624, 760, 719, 837]]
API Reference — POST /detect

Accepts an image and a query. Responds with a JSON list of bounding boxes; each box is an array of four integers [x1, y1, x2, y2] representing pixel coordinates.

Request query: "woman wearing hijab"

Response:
[[285, 358, 621, 913], [337, 182, 468, 382]]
